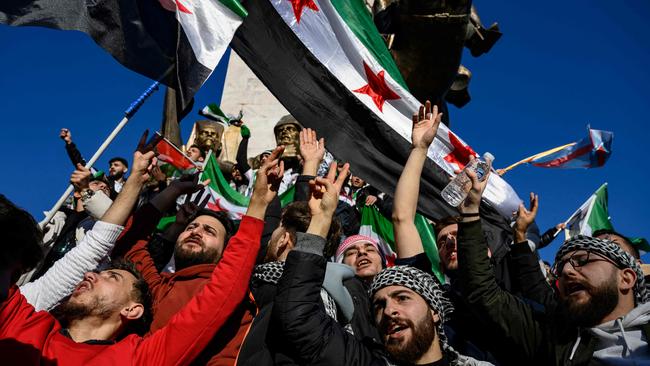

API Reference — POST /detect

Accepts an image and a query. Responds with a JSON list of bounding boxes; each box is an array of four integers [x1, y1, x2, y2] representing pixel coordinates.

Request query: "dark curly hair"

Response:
[[281, 202, 342, 258]]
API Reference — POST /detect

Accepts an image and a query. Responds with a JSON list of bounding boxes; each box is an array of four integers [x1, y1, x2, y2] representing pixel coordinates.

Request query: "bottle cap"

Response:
[[483, 152, 495, 162]]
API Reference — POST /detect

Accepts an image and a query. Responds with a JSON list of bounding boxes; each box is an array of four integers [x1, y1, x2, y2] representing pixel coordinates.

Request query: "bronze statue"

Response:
[[188, 120, 225, 155], [274, 115, 303, 159], [372, 1, 501, 116]]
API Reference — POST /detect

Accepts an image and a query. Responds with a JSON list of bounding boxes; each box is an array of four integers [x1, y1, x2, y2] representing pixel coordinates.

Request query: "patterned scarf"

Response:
[[554, 235, 648, 304]]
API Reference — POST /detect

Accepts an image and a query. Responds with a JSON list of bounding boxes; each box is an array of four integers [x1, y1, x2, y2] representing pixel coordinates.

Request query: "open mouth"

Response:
[[565, 282, 587, 296], [356, 258, 372, 269], [74, 280, 92, 295], [386, 322, 408, 338]]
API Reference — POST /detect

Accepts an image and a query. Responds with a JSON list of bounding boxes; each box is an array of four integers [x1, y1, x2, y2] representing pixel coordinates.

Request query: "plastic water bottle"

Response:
[[440, 152, 495, 207]]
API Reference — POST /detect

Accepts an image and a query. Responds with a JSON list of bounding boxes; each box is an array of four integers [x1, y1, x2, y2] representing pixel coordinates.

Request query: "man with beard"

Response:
[[456, 161, 650, 365], [270, 156, 487, 366], [123, 146, 285, 365], [108, 156, 128, 196]]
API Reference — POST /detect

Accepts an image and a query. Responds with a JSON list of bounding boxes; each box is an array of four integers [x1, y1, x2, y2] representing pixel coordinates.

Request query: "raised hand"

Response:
[[411, 100, 442, 150], [129, 151, 157, 184], [175, 189, 211, 228], [60, 128, 73, 144], [251, 146, 285, 206], [514, 192, 539, 241], [300, 128, 325, 176], [70, 163, 91, 192], [168, 173, 210, 196], [307, 162, 349, 238], [459, 156, 491, 217]]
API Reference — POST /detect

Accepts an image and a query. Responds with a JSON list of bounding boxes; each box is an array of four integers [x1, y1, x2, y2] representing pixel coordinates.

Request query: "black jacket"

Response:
[[271, 234, 387, 366]]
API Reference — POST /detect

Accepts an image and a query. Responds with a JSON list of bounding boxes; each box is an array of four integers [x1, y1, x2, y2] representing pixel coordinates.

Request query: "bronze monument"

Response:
[[274, 115, 303, 160]]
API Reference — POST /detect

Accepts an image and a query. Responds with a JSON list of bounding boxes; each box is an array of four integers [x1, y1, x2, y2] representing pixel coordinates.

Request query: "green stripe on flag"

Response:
[[331, 0, 408, 89], [202, 154, 295, 207], [360, 205, 443, 283], [219, 0, 248, 18], [586, 183, 613, 232]]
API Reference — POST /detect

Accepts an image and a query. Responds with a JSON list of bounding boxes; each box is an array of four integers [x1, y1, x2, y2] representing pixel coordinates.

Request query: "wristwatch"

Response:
[[80, 188, 95, 202]]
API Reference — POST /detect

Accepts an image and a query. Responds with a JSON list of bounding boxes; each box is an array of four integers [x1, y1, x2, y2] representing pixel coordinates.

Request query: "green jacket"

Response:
[[456, 220, 650, 365]]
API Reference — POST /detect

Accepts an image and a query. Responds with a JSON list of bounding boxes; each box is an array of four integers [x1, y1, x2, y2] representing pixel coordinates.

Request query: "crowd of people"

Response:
[[1, 101, 647, 365]]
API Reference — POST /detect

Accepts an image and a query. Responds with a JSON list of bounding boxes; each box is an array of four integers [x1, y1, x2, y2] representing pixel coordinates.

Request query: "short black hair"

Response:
[[189, 209, 235, 244], [0, 194, 43, 283], [592, 229, 640, 259], [109, 157, 129, 168], [281, 202, 342, 258], [434, 216, 460, 238], [189, 144, 206, 159], [109, 260, 152, 337]]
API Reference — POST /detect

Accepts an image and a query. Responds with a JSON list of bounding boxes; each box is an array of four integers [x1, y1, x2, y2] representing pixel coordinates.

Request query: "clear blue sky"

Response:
[[0, 0, 647, 263]]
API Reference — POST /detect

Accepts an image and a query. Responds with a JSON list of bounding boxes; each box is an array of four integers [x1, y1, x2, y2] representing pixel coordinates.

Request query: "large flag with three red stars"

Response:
[[232, 0, 521, 222], [1, 0, 247, 109]]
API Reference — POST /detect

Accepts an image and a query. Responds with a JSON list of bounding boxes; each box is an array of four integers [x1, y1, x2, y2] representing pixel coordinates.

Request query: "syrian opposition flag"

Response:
[[565, 183, 650, 254], [1, 0, 247, 108], [231, 0, 521, 222], [359, 206, 445, 283], [195, 152, 295, 220]]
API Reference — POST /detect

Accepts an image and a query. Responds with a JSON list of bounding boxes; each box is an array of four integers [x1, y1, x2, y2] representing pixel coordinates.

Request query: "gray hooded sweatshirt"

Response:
[[576, 302, 650, 365]]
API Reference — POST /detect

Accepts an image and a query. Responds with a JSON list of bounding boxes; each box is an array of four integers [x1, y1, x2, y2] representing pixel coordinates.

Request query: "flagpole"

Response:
[[40, 81, 161, 229], [499, 142, 576, 174]]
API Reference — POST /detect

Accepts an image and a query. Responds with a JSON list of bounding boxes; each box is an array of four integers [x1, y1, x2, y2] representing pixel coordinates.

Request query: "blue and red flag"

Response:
[[501, 127, 613, 173], [531, 128, 613, 169]]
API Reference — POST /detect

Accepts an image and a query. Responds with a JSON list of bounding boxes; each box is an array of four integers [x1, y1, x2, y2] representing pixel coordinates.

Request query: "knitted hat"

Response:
[[369, 266, 458, 363], [335, 234, 386, 266], [554, 235, 648, 304]]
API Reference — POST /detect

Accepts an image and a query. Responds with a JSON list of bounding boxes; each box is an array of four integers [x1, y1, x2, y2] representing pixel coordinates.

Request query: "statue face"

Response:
[[196, 125, 221, 152], [276, 124, 300, 146]]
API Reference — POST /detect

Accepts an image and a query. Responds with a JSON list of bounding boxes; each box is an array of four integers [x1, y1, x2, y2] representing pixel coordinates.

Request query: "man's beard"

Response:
[[381, 311, 437, 364], [562, 275, 619, 327], [174, 243, 221, 270], [109, 171, 124, 180], [51, 296, 114, 326]]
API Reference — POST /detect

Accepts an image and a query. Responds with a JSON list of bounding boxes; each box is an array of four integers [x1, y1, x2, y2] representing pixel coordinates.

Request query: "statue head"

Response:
[[194, 120, 225, 154], [274, 115, 303, 158]]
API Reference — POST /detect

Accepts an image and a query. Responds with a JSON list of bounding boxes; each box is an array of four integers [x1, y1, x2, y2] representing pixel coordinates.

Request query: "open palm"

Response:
[[411, 100, 442, 149]]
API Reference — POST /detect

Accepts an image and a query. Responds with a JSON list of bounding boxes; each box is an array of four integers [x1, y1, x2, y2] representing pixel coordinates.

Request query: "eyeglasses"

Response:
[[553, 251, 619, 276]]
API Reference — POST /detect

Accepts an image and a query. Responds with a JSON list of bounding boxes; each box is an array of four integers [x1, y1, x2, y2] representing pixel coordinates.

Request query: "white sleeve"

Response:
[[19, 221, 123, 311], [83, 191, 113, 220]]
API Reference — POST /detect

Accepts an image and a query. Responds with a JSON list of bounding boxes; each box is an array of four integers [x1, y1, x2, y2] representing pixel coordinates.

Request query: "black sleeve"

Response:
[[236, 136, 251, 173], [508, 242, 558, 311], [394, 252, 433, 275], [65, 142, 86, 168], [294, 175, 315, 202], [272, 246, 386, 366], [537, 227, 560, 250], [147, 233, 177, 272]]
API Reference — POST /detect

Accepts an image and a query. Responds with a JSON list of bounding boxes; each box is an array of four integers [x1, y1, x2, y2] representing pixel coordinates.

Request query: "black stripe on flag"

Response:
[[232, 0, 513, 261], [0, 0, 209, 108]]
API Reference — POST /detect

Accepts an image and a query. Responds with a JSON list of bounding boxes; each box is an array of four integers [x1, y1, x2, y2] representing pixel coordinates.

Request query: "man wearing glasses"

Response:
[[455, 165, 650, 364]]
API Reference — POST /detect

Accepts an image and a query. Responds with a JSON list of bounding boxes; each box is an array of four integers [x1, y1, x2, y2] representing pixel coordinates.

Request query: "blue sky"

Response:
[[0, 0, 648, 263]]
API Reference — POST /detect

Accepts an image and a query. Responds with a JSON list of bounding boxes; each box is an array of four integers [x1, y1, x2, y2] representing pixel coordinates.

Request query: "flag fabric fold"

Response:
[[196, 152, 294, 220], [231, 0, 521, 221], [359, 205, 444, 283], [531, 128, 613, 169], [1, 0, 246, 108]]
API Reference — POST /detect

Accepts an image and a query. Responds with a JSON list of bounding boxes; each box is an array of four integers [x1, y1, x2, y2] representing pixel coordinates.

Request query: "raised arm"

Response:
[[393, 101, 441, 258], [133, 147, 285, 366], [456, 163, 548, 363], [20, 150, 155, 311]]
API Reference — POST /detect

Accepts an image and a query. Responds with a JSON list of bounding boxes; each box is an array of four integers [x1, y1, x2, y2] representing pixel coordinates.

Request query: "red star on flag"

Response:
[[353, 62, 400, 112], [443, 131, 477, 170], [289, 0, 319, 23]]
